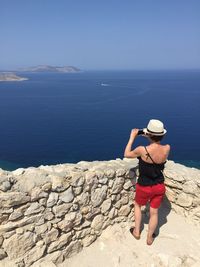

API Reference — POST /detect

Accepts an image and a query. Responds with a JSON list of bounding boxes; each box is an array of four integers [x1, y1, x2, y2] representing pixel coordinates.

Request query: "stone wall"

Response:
[[164, 161, 200, 223], [0, 159, 199, 266]]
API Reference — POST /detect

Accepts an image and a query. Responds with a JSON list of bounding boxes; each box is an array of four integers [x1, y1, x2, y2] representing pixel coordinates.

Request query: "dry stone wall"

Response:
[[0, 159, 199, 266], [164, 161, 200, 224]]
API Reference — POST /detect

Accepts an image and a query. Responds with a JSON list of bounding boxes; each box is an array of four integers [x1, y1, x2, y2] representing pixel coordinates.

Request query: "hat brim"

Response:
[[143, 128, 167, 136]]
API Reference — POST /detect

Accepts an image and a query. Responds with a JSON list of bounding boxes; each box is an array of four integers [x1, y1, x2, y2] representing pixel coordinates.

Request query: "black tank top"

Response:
[[137, 147, 165, 186]]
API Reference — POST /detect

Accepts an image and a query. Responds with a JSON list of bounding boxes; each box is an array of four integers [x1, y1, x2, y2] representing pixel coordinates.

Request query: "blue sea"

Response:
[[0, 70, 200, 171]]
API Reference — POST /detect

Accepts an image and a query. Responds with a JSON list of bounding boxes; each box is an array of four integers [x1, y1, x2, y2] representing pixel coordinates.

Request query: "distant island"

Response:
[[0, 72, 28, 82], [20, 65, 81, 73]]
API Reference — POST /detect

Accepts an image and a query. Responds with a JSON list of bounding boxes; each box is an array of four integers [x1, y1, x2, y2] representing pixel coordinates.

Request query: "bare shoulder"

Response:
[[134, 146, 144, 155]]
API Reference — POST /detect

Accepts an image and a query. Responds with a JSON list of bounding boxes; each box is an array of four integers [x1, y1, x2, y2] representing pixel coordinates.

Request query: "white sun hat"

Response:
[[143, 119, 167, 136]]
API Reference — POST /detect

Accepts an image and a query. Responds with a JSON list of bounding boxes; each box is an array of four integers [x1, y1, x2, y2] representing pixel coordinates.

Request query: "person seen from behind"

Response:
[[124, 119, 170, 245]]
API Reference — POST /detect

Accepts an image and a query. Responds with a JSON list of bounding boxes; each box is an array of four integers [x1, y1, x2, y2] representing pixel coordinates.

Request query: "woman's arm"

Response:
[[124, 129, 142, 158]]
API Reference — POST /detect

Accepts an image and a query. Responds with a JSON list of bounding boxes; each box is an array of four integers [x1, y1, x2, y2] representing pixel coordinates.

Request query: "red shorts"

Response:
[[135, 183, 166, 209]]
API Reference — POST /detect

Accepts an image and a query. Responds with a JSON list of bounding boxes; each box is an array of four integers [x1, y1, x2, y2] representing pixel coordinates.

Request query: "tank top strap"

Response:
[[144, 146, 156, 165]]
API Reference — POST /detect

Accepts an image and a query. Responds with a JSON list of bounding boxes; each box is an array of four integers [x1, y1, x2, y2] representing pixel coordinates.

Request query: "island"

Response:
[[0, 72, 28, 82], [21, 65, 81, 73]]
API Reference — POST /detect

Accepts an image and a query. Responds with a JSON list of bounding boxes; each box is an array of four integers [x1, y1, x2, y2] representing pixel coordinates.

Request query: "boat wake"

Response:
[[101, 83, 110, 86]]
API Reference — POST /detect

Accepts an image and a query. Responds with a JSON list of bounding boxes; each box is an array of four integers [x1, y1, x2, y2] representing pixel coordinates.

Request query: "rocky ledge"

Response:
[[0, 159, 199, 266]]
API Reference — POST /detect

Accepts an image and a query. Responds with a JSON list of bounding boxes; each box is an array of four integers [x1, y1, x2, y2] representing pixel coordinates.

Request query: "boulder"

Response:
[[59, 187, 74, 203], [3, 232, 35, 260], [0, 192, 30, 208], [91, 186, 107, 207]]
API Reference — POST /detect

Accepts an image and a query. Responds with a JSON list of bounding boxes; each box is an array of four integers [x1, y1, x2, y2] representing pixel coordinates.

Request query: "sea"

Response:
[[0, 70, 200, 171]]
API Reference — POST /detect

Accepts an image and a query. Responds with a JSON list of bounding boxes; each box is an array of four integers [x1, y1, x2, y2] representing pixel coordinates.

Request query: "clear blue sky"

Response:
[[0, 0, 200, 70]]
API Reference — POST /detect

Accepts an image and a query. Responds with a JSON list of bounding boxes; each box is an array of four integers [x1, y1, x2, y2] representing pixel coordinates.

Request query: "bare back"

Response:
[[141, 144, 170, 164]]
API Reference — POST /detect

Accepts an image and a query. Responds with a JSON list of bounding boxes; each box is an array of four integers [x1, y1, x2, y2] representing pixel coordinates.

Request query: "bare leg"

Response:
[[147, 207, 158, 245], [134, 201, 142, 236]]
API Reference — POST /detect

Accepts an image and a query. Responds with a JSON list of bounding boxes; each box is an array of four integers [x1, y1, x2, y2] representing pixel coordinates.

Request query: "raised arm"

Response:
[[124, 129, 143, 158]]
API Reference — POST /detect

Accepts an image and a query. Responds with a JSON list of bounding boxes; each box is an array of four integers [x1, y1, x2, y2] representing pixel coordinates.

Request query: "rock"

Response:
[[78, 192, 90, 206], [35, 224, 48, 235], [85, 171, 98, 186], [0, 214, 9, 224], [63, 240, 83, 259], [43, 209, 54, 221], [191, 206, 200, 218], [72, 203, 79, 211], [118, 205, 131, 216], [13, 169, 49, 192], [85, 207, 101, 220], [81, 206, 90, 215], [176, 193, 193, 207], [52, 203, 72, 217], [91, 215, 104, 231], [57, 212, 82, 232], [47, 232, 72, 253], [0, 180, 11, 192], [24, 202, 44, 216], [59, 187, 74, 203], [30, 187, 48, 201], [104, 169, 115, 178], [9, 211, 24, 221], [3, 232, 35, 260], [12, 168, 25, 176], [98, 177, 108, 184], [82, 235, 97, 247], [0, 192, 30, 208], [111, 177, 125, 194], [166, 187, 178, 203], [123, 180, 133, 190], [0, 207, 13, 214], [42, 228, 59, 245], [101, 199, 112, 214], [50, 174, 71, 192], [165, 170, 185, 182], [165, 178, 183, 189], [0, 248, 7, 260], [71, 173, 85, 187], [73, 221, 91, 232], [108, 208, 118, 219], [36, 252, 64, 266], [116, 168, 126, 177], [76, 228, 91, 239], [108, 180, 114, 188], [91, 186, 107, 207], [119, 194, 129, 205], [41, 182, 52, 192], [16, 228, 24, 235], [73, 186, 83, 195], [39, 198, 47, 206], [182, 181, 198, 195], [0, 214, 43, 234], [47, 192, 59, 207], [0, 235, 4, 246], [24, 243, 46, 267]]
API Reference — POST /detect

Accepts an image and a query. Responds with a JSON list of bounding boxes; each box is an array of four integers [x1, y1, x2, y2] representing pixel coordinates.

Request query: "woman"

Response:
[[124, 119, 170, 245]]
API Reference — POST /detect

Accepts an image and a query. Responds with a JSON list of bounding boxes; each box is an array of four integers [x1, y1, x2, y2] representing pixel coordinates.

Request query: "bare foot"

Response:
[[147, 233, 156, 245], [130, 227, 140, 240]]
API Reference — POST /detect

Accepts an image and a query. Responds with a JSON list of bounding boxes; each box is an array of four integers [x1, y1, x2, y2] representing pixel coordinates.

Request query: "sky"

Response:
[[0, 0, 200, 70]]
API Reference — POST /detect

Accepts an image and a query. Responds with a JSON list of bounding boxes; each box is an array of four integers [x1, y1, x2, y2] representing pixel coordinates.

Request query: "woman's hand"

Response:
[[130, 128, 139, 141]]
